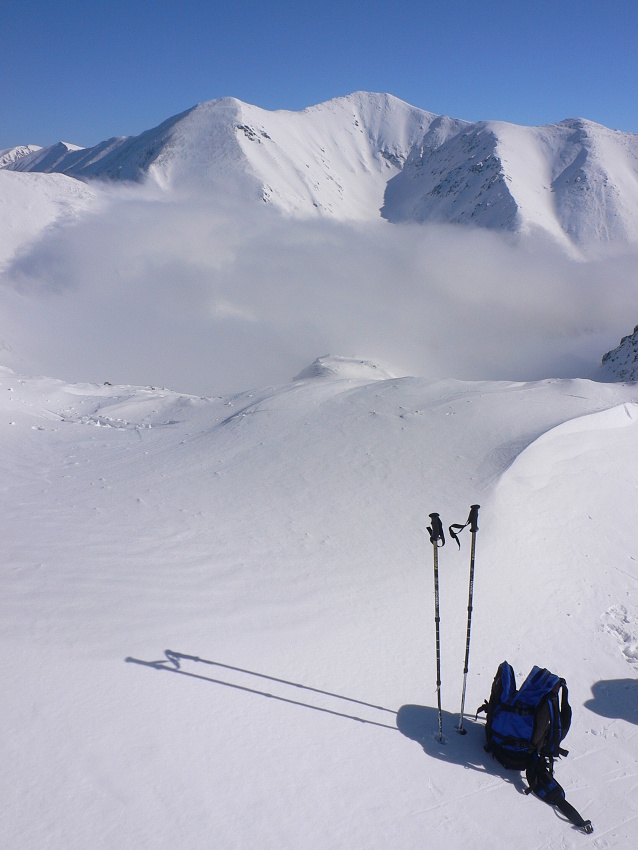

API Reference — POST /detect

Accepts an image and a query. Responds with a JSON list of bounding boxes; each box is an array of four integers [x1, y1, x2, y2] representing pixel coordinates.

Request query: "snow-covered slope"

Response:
[[2, 362, 637, 849], [0, 169, 97, 269], [4, 92, 638, 248], [384, 116, 638, 249], [4, 94, 435, 218], [0, 144, 41, 168], [5, 140, 84, 173]]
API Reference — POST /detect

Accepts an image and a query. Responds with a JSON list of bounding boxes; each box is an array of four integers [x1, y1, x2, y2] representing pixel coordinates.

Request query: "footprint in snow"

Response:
[[602, 605, 638, 664]]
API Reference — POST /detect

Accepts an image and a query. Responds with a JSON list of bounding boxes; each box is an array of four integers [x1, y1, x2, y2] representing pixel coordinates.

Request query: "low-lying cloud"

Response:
[[2, 182, 637, 396]]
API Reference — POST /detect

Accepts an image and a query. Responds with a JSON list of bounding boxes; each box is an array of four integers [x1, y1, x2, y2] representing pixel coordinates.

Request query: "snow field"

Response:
[[2, 363, 638, 848]]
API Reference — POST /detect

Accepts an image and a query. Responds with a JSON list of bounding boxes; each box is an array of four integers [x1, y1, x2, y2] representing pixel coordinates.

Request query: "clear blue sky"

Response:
[[2, 0, 637, 149]]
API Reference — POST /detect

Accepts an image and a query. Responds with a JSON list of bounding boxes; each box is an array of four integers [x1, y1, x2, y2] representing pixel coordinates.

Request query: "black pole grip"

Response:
[[448, 504, 480, 548], [428, 512, 445, 546]]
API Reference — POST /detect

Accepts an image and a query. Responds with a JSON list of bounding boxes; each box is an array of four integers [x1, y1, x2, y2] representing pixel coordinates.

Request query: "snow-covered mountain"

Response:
[[4, 140, 83, 173], [4, 94, 434, 217], [4, 92, 638, 250], [384, 116, 638, 248], [0, 144, 41, 168]]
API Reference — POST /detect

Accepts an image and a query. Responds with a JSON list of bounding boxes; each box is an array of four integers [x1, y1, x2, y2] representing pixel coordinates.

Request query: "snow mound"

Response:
[[293, 355, 396, 382], [602, 325, 638, 381]]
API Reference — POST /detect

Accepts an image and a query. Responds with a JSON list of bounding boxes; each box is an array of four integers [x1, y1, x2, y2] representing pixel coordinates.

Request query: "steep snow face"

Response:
[[383, 122, 518, 231], [549, 119, 638, 246], [489, 121, 572, 245], [141, 99, 252, 190], [230, 92, 437, 218], [3, 92, 638, 248], [602, 325, 638, 381]]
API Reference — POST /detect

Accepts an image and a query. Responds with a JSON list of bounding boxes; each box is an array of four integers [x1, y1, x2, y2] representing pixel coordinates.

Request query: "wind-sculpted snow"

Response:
[[2, 365, 638, 848]]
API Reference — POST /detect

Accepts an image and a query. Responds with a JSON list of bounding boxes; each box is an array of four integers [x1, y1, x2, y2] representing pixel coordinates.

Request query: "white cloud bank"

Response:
[[1, 184, 637, 396]]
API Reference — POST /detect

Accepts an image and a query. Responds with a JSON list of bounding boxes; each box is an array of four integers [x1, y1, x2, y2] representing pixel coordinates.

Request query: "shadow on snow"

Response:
[[125, 649, 398, 730], [125, 651, 603, 830], [584, 678, 638, 725], [126, 650, 516, 786], [396, 704, 526, 793]]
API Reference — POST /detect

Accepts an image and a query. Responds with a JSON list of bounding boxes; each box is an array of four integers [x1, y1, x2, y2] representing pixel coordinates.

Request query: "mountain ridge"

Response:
[[3, 91, 638, 250]]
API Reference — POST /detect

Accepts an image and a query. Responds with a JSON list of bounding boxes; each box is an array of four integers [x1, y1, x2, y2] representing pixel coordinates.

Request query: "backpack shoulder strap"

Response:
[[526, 756, 593, 834], [555, 798, 593, 835], [558, 681, 572, 742]]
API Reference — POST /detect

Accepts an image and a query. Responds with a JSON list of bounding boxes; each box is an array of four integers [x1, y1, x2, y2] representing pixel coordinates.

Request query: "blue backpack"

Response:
[[478, 662, 592, 834]]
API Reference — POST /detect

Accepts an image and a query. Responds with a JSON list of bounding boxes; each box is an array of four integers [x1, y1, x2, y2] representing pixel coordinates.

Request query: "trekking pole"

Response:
[[427, 512, 445, 742], [449, 504, 480, 735]]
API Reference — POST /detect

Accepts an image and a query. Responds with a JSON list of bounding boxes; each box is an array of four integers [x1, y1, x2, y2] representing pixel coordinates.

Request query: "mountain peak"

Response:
[[0, 144, 42, 168], [3, 92, 638, 250]]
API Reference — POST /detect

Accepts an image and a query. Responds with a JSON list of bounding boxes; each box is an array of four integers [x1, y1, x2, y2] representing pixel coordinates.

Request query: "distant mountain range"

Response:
[[3, 92, 638, 251]]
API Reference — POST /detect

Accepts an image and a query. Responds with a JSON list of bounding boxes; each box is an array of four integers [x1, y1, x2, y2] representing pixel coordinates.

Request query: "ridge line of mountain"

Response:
[[2, 91, 638, 250]]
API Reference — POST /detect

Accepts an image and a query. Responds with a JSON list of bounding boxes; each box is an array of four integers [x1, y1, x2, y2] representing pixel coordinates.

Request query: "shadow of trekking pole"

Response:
[[126, 650, 399, 730]]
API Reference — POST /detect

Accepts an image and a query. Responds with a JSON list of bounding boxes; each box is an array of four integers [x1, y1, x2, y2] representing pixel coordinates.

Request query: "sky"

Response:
[[2, 0, 637, 150]]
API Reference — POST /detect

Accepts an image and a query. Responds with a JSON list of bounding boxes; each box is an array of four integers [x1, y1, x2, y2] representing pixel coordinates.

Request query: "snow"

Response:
[[293, 354, 396, 381], [0, 144, 42, 168], [0, 169, 97, 269], [2, 89, 638, 848], [4, 91, 638, 251], [1, 363, 638, 849], [6, 141, 84, 174], [550, 119, 638, 247], [603, 325, 638, 381]]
